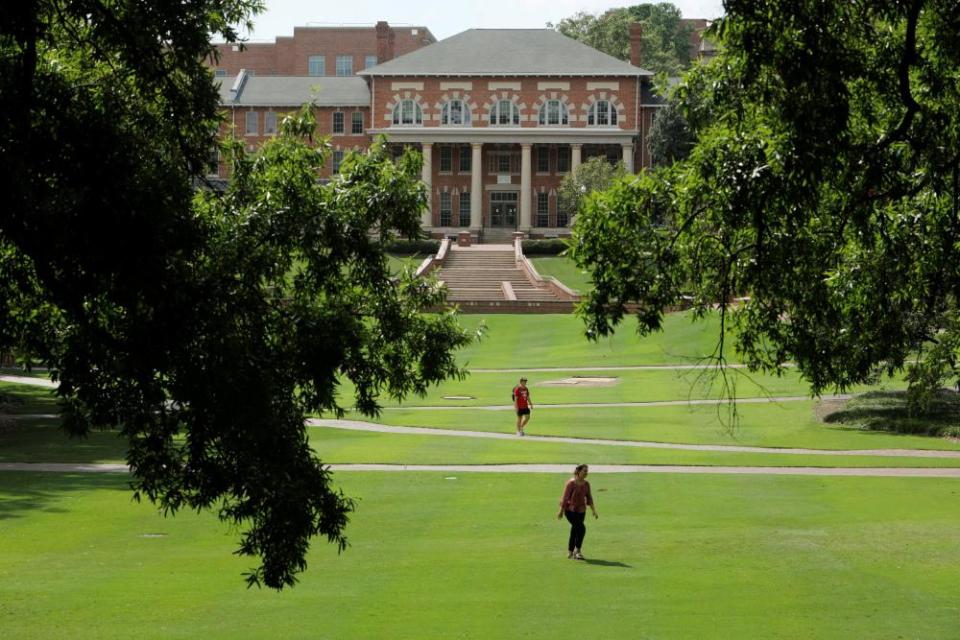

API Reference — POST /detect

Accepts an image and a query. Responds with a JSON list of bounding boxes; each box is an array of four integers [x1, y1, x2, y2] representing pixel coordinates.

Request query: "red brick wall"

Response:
[[209, 25, 434, 76], [370, 75, 641, 131], [214, 106, 370, 179]]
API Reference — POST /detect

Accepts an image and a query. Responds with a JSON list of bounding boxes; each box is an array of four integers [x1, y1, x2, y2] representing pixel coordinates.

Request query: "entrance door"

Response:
[[490, 192, 518, 228]]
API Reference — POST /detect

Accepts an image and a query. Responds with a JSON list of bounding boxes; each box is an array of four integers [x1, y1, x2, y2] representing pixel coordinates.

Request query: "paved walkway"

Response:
[[0, 375, 58, 388], [6, 373, 959, 478], [380, 395, 851, 411], [309, 419, 960, 458], [470, 364, 795, 372]]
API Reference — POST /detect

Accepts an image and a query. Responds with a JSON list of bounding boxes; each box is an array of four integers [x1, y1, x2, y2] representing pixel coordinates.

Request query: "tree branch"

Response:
[[876, 0, 924, 151]]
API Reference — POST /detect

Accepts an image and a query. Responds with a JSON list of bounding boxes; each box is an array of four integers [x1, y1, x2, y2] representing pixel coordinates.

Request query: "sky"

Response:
[[237, 1, 726, 42]]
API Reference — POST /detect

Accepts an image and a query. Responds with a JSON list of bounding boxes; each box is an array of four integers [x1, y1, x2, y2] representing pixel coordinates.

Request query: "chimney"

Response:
[[629, 23, 643, 67], [376, 21, 396, 64]]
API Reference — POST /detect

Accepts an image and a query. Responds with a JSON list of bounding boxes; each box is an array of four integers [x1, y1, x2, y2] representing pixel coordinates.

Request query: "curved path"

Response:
[[382, 395, 851, 411], [308, 419, 960, 459], [6, 374, 960, 477]]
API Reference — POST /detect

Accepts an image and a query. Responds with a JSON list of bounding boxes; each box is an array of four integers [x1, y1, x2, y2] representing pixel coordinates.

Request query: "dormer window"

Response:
[[538, 100, 568, 126], [441, 99, 471, 125], [393, 99, 423, 126], [491, 100, 519, 126], [588, 100, 617, 126]]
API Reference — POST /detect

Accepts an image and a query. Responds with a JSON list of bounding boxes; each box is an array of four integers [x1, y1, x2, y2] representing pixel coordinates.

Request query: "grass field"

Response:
[[2, 312, 960, 639], [1, 471, 958, 639], [530, 254, 592, 293]]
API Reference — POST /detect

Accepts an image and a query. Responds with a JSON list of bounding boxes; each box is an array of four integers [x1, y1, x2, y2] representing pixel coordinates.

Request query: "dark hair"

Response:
[[574, 463, 588, 474]]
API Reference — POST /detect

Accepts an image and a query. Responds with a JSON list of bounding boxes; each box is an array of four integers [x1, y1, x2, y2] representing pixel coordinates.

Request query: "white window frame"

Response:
[[364, 55, 377, 69], [244, 110, 258, 136], [351, 111, 364, 135], [392, 99, 423, 126], [538, 100, 568, 126], [441, 99, 471, 126], [439, 146, 452, 173], [439, 192, 452, 226], [308, 55, 325, 76], [491, 99, 519, 126], [335, 55, 353, 77], [459, 145, 471, 173], [536, 192, 549, 227], [264, 111, 277, 135], [332, 111, 344, 135], [332, 150, 344, 173], [588, 100, 618, 126]]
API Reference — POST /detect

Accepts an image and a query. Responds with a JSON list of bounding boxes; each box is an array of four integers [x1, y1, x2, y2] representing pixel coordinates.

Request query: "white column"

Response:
[[421, 142, 433, 228], [571, 143, 582, 173], [470, 143, 482, 231], [622, 143, 634, 173], [519, 143, 532, 231]]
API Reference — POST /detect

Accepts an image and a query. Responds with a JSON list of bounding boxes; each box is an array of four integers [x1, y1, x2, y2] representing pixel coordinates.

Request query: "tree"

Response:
[[647, 99, 695, 166], [0, 3, 472, 588], [551, 3, 693, 75], [570, 0, 960, 405], [558, 157, 629, 224]]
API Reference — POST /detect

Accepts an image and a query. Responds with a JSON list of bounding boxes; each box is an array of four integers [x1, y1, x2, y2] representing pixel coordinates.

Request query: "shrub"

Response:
[[385, 238, 441, 255], [521, 239, 569, 256]]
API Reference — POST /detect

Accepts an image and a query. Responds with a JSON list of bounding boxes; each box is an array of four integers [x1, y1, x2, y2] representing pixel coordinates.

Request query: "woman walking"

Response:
[[557, 463, 598, 560]]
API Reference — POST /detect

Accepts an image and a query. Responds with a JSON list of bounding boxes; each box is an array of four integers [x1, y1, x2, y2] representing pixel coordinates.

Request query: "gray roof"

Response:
[[217, 74, 370, 107], [360, 29, 652, 77]]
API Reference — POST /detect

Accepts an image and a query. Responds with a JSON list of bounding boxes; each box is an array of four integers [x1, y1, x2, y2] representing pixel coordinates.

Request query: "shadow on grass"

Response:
[[583, 558, 631, 568], [0, 418, 127, 464], [0, 472, 129, 522], [822, 390, 960, 438]]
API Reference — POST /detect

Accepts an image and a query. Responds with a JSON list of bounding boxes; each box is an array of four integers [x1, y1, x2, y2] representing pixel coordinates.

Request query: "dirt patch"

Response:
[[814, 397, 848, 422], [538, 376, 619, 387]]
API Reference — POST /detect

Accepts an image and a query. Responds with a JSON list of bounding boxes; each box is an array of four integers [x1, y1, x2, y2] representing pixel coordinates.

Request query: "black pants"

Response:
[[565, 510, 586, 551]]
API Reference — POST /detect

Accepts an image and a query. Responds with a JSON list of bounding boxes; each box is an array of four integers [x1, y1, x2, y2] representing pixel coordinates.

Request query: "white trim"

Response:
[[391, 82, 424, 90], [488, 81, 522, 90], [537, 82, 569, 90], [369, 127, 639, 145], [587, 82, 620, 90], [440, 82, 473, 90]]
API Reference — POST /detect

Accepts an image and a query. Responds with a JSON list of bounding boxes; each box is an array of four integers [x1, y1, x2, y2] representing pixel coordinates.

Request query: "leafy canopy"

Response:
[[571, 0, 960, 403], [551, 3, 694, 74], [0, 2, 472, 588], [558, 157, 629, 223]]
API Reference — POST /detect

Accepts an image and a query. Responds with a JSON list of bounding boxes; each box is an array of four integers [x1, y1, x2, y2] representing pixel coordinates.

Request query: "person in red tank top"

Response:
[[512, 376, 532, 436]]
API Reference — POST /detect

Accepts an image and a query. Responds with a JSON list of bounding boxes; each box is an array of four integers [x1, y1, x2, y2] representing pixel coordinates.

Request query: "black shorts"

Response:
[[516, 408, 530, 417]]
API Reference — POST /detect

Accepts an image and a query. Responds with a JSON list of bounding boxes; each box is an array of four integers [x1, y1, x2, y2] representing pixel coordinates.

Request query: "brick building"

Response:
[[212, 22, 666, 241]]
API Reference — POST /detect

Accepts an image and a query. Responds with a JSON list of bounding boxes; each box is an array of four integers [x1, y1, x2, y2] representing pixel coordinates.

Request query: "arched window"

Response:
[[392, 99, 423, 125], [491, 99, 519, 126], [441, 99, 471, 125], [588, 100, 618, 126], [538, 100, 568, 126]]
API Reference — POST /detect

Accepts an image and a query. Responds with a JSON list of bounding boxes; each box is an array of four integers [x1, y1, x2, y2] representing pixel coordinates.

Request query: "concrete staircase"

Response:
[[436, 245, 571, 311]]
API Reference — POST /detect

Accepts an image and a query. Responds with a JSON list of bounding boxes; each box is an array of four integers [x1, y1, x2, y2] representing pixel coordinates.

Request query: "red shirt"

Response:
[[560, 479, 593, 513], [513, 385, 530, 409]]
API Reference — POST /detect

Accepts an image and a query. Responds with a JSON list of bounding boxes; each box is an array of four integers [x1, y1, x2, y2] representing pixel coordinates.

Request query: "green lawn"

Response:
[[3, 311, 959, 638], [454, 312, 739, 367], [1, 472, 958, 639], [336, 366, 900, 409], [305, 426, 960, 468], [349, 398, 960, 452], [530, 255, 592, 293]]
